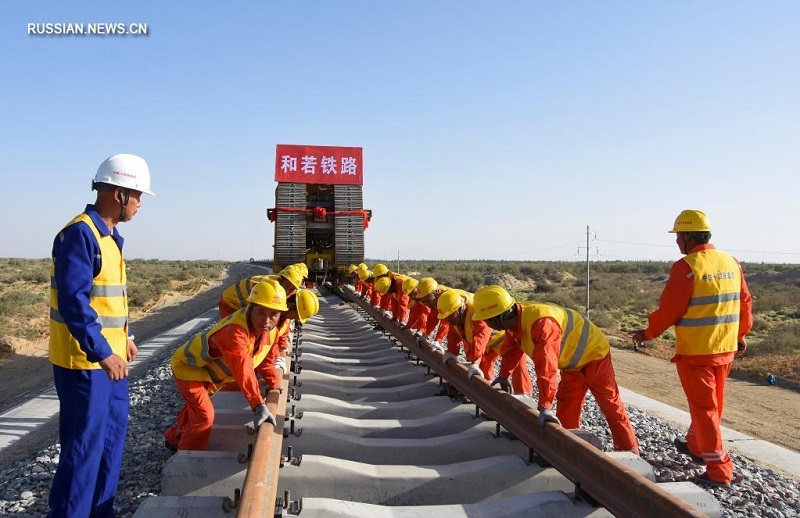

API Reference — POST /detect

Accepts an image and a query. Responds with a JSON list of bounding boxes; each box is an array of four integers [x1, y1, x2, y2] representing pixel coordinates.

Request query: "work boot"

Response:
[[694, 472, 743, 487], [164, 439, 178, 453], [673, 437, 703, 464]]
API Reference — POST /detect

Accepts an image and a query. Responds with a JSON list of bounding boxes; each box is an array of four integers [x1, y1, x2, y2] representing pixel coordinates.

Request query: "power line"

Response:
[[597, 239, 674, 249], [725, 248, 800, 257], [487, 243, 580, 260], [599, 239, 800, 258]]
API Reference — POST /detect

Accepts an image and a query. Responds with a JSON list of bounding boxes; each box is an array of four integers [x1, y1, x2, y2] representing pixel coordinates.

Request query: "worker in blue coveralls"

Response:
[[47, 154, 154, 517]]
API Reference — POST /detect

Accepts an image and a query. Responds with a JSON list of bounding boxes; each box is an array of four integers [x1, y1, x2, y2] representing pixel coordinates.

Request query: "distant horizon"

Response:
[[4, 256, 799, 267]]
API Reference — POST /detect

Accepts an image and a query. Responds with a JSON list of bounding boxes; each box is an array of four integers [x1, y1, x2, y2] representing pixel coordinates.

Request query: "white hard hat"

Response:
[[93, 154, 155, 196]]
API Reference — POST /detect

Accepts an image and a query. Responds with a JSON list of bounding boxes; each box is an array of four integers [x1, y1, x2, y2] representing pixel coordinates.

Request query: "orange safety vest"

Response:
[[518, 302, 608, 371], [49, 213, 128, 370], [675, 249, 741, 355], [171, 307, 277, 383]]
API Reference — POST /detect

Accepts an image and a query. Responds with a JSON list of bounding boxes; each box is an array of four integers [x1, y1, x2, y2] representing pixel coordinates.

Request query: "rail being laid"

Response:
[[237, 373, 290, 517], [338, 286, 706, 518], [136, 284, 719, 517]]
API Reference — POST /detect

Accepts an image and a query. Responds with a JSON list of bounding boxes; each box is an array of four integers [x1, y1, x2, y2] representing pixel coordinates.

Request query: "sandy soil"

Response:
[[610, 347, 800, 454]]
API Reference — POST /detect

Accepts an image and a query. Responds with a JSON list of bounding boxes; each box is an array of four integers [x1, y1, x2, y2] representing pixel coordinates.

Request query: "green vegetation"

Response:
[[378, 259, 800, 389], [3, 256, 799, 389], [125, 259, 227, 309], [0, 258, 229, 347]]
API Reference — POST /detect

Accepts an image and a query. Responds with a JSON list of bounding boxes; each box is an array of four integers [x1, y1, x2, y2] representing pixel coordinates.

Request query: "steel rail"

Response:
[[237, 356, 291, 517], [343, 286, 705, 517]]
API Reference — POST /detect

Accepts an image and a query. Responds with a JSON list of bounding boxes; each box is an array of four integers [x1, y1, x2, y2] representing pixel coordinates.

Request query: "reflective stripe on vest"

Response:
[[221, 278, 251, 311], [222, 275, 280, 311], [485, 329, 506, 353], [49, 213, 128, 370], [171, 308, 277, 384], [675, 250, 741, 355], [518, 303, 609, 371]]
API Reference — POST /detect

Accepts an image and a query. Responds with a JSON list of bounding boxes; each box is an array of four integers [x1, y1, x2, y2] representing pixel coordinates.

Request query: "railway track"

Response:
[[135, 285, 722, 517]]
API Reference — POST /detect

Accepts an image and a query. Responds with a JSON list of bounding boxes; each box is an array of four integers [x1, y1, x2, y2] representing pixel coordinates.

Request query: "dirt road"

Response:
[[610, 347, 800, 453]]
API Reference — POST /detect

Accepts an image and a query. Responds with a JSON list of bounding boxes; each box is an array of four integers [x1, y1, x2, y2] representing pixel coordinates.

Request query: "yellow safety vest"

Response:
[[221, 275, 279, 311], [276, 317, 292, 344], [518, 303, 609, 371], [49, 213, 128, 370], [389, 274, 408, 300], [675, 250, 741, 355], [464, 302, 506, 352], [171, 308, 277, 383]]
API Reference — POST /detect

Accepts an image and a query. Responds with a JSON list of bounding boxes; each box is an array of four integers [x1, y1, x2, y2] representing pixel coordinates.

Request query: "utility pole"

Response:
[[577, 226, 596, 318], [586, 225, 590, 318], [396, 250, 400, 273]]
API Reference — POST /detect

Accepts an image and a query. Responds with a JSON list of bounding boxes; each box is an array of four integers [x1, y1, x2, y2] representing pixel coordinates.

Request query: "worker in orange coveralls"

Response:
[[347, 264, 361, 291], [164, 279, 287, 451], [362, 269, 383, 307], [413, 278, 455, 352], [437, 289, 532, 397], [473, 285, 639, 454], [354, 263, 368, 287], [218, 265, 303, 317], [374, 274, 410, 324], [403, 277, 433, 336], [368, 263, 390, 307], [357, 268, 374, 300], [221, 289, 320, 393], [631, 209, 752, 486]]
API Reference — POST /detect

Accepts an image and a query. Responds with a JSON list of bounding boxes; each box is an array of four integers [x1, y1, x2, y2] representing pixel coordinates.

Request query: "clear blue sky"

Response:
[[2, 2, 798, 264]]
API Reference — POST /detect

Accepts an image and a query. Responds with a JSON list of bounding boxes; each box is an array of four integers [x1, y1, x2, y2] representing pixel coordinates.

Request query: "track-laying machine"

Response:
[[268, 144, 371, 284]]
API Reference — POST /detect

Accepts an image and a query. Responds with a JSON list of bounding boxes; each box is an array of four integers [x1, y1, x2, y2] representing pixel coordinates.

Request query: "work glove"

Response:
[[274, 357, 287, 372], [246, 403, 276, 434], [429, 341, 444, 353], [442, 351, 457, 365], [538, 408, 561, 428], [735, 340, 747, 359], [491, 377, 512, 393], [398, 322, 406, 329], [383, 310, 393, 319], [629, 330, 648, 345], [467, 364, 484, 380]]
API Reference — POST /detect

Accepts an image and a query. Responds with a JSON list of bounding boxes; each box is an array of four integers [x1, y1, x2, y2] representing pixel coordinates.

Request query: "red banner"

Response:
[[274, 144, 363, 185]]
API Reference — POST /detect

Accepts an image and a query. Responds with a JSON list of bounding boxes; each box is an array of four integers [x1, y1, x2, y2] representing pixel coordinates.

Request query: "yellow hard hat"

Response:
[[375, 276, 392, 295], [471, 285, 515, 321], [416, 278, 439, 299], [291, 263, 309, 279], [358, 269, 372, 281], [437, 289, 467, 320], [279, 265, 303, 289], [357, 263, 368, 271], [373, 263, 389, 277], [248, 279, 289, 311], [670, 209, 712, 233], [347, 264, 358, 274], [294, 289, 319, 323], [402, 277, 419, 296]]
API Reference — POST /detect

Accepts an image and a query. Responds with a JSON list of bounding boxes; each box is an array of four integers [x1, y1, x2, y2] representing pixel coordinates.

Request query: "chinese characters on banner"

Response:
[[274, 144, 363, 186]]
